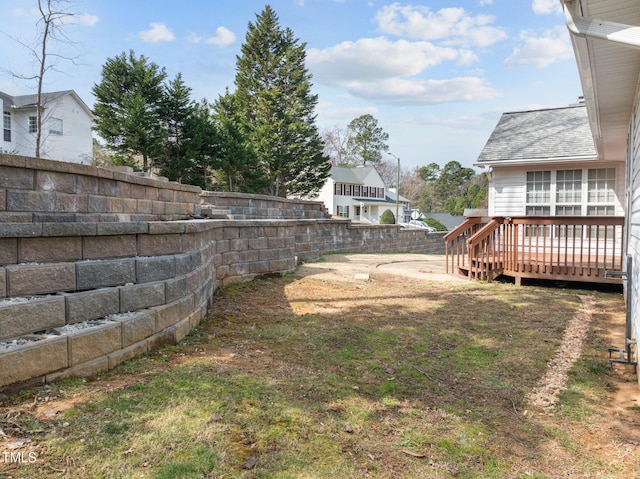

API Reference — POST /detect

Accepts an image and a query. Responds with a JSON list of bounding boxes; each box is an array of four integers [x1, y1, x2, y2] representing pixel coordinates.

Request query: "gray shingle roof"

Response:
[[10, 90, 73, 109], [475, 104, 596, 166], [329, 165, 377, 184]]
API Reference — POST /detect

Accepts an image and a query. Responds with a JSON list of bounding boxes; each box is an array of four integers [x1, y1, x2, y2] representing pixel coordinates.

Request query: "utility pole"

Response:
[[388, 152, 400, 224]]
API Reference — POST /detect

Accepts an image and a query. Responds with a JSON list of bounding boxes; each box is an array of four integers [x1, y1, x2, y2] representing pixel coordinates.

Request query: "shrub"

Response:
[[380, 209, 396, 224], [423, 217, 448, 231]]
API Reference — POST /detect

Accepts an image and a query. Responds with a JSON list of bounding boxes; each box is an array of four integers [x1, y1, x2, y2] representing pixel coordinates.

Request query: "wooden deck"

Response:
[[445, 216, 625, 285]]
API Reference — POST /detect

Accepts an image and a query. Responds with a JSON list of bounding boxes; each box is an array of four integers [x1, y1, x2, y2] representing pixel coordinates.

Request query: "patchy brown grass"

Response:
[[1, 255, 638, 478]]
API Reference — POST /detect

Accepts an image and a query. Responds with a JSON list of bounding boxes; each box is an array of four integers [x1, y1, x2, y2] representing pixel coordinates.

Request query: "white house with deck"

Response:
[[1, 90, 93, 164], [475, 102, 624, 220]]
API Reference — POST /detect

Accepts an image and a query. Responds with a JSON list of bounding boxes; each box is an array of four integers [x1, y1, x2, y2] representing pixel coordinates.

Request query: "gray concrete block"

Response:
[[76, 258, 136, 290], [108, 340, 148, 370], [147, 327, 176, 350], [0, 238, 17, 265], [65, 288, 120, 324], [0, 336, 68, 387], [83, 235, 137, 260], [7, 190, 56, 212], [154, 300, 181, 331], [136, 255, 176, 283], [42, 222, 97, 237], [0, 296, 66, 340], [117, 310, 156, 347], [0, 223, 42, 238], [0, 165, 34, 189], [96, 222, 148, 236], [120, 282, 166, 312], [66, 321, 122, 367], [174, 316, 192, 343], [19, 237, 83, 263], [165, 275, 188, 303], [7, 263, 76, 296], [47, 356, 109, 382]]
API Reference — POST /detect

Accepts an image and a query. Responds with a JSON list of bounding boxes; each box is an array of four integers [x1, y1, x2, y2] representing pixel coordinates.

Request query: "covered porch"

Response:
[[444, 216, 625, 285]]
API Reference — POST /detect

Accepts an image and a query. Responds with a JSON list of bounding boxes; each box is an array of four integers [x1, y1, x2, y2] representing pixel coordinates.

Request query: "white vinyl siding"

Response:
[[488, 168, 524, 216], [626, 92, 640, 362]]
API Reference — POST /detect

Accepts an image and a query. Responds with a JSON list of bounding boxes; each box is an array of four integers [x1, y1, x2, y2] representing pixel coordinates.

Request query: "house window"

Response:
[[49, 117, 63, 135], [344, 184, 351, 196], [525, 171, 550, 215], [587, 168, 615, 214], [3, 112, 10, 142], [336, 205, 349, 218], [555, 169, 582, 215], [353, 185, 360, 196], [28, 116, 37, 134]]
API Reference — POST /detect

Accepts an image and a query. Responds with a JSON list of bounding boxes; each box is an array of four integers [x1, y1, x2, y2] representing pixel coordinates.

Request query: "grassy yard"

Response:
[[0, 258, 638, 478]]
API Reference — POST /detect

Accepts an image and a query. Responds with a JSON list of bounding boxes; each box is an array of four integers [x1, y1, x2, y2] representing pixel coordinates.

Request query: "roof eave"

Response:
[[474, 154, 602, 168]]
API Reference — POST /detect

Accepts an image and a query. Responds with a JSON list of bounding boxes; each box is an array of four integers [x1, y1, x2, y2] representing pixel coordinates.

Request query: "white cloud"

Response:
[[188, 26, 236, 47], [75, 13, 99, 26], [479, 0, 493, 5], [505, 26, 573, 67], [139, 23, 175, 43], [532, 0, 562, 15], [317, 103, 379, 122], [0, 81, 23, 95], [342, 77, 500, 105], [308, 37, 459, 84], [374, 3, 507, 48], [12, 7, 97, 26]]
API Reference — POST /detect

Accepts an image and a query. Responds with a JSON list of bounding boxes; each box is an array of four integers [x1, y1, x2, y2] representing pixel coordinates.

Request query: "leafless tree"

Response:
[[6, 0, 80, 158], [374, 158, 397, 188], [322, 125, 352, 166]]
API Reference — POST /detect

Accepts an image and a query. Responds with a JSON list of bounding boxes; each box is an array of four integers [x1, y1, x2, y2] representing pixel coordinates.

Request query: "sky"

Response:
[[0, 0, 581, 172]]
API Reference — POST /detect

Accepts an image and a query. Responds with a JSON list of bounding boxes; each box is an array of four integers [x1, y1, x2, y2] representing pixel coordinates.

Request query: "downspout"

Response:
[[563, 0, 640, 50], [564, 0, 639, 367]]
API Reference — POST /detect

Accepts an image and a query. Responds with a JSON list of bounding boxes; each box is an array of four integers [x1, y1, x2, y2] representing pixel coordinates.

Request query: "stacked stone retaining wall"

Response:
[[0, 154, 200, 223], [0, 155, 445, 390]]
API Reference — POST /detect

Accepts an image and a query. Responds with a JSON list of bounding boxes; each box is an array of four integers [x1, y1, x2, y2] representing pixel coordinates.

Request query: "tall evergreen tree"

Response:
[[156, 73, 194, 182], [179, 99, 220, 189], [234, 5, 330, 197], [212, 90, 268, 192], [92, 50, 167, 171]]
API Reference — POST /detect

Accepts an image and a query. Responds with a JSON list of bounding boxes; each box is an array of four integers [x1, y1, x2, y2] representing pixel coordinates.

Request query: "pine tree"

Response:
[[212, 90, 268, 192], [92, 50, 167, 171], [156, 73, 194, 182], [234, 5, 330, 197], [346, 114, 389, 166]]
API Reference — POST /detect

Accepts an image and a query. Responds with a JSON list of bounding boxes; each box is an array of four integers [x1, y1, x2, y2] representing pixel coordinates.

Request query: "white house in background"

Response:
[[475, 102, 625, 219], [312, 165, 407, 223], [1, 90, 93, 164]]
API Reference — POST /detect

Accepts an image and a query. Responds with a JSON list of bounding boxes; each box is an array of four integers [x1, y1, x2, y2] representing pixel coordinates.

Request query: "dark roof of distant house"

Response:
[[475, 104, 597, 166]]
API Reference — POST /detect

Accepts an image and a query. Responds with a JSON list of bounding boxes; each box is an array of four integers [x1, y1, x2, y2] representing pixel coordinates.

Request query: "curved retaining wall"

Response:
[[0, 155, 445, 390]]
